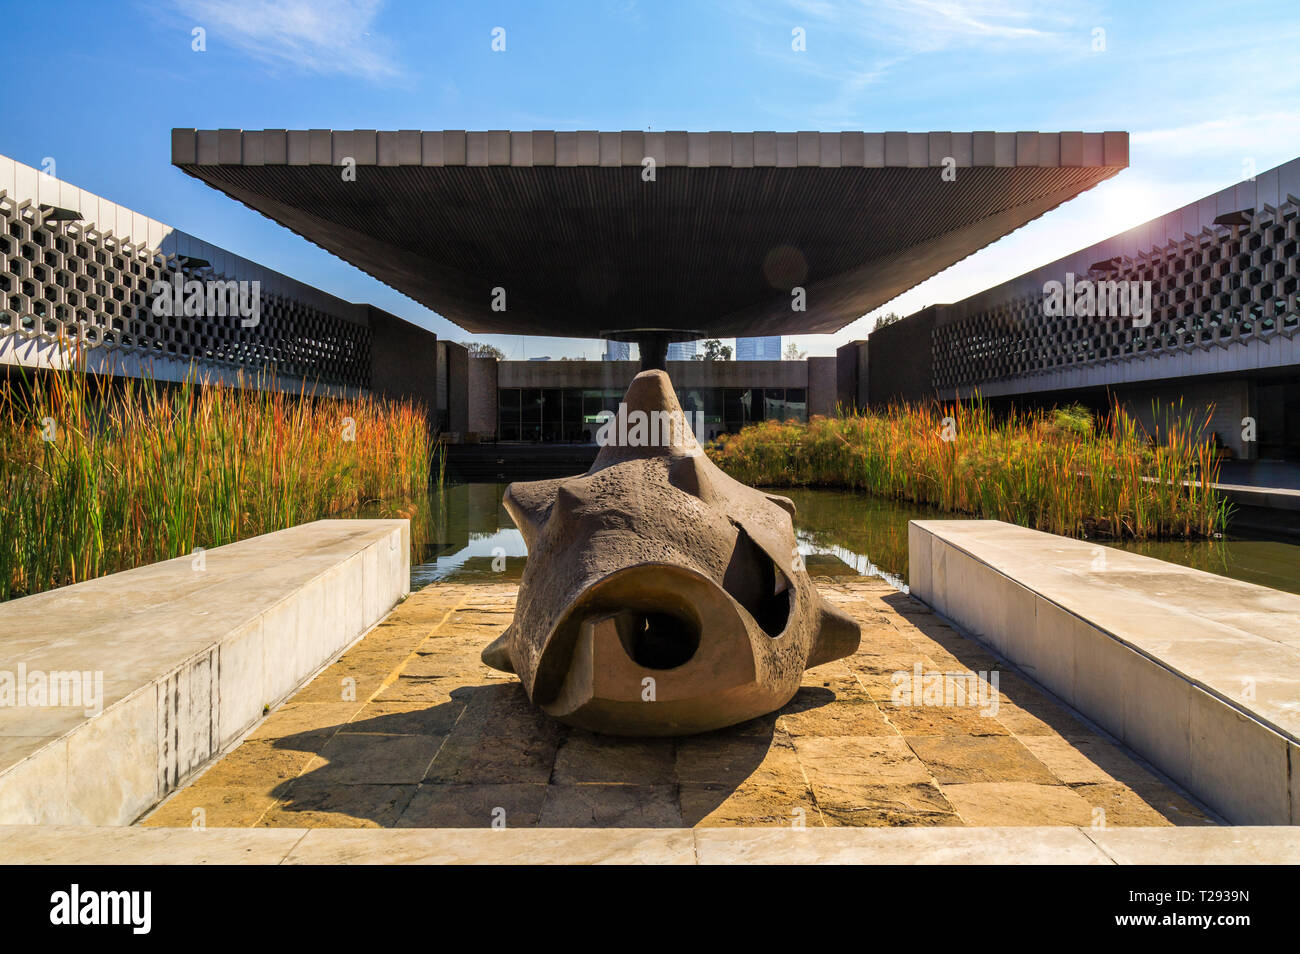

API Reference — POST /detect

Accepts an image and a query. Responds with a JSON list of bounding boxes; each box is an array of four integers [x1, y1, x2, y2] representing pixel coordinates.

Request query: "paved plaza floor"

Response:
[[142, 577, 1215, 829]]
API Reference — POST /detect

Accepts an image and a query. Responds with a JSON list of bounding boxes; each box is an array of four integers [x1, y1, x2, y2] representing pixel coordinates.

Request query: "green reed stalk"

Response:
[[0, 353, 432, 602], [709, 398, 1229, 541]]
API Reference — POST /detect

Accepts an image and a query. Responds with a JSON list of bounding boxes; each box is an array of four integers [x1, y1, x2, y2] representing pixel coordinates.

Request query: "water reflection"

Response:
[[408, 482, 1300, 598], [1107, 533, 1300, 593], [410, 482, 527, 588], [410, 482, 931, 591]]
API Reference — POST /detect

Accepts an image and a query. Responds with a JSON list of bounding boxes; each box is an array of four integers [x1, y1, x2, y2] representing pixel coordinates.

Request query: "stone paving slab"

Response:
[[9, 825, 1300, 865], [141, 578, 1217, 830]]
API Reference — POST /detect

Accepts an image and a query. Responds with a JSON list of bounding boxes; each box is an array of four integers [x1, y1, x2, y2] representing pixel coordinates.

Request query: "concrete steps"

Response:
[[4, 824, 1298, 864]]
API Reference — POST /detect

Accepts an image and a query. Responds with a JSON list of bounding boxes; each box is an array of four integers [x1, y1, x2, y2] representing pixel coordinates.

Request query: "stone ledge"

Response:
[[908, 519, 1300, 825], [0, 520, 409, 825], [1214, 482, 1300, 512], [2, 825, 1296, 864]]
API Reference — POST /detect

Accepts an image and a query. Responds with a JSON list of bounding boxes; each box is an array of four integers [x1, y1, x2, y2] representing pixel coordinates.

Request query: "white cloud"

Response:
[[867, 0, 1059, 49], [737, 0, 1085, 61], [174, 0, 400, 81], [1132, 111, 1300, 163], [730, 0, 1097, 125]]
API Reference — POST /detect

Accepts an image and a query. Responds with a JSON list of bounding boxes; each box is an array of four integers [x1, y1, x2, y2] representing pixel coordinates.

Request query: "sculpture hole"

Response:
[[616, 611, 700, 669], [723, 526, 792, 638]]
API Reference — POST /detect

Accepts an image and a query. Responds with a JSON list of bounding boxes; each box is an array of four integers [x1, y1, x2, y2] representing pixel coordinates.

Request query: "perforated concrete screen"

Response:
[[0, 155, 380, 392], [932, 197, 1300, 391], [0, 196, 371, 387], [173, 129, 1128, 340]]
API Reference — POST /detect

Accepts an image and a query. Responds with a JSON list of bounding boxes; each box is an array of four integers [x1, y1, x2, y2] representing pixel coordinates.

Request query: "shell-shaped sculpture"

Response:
[[481, 370, 861, 736]]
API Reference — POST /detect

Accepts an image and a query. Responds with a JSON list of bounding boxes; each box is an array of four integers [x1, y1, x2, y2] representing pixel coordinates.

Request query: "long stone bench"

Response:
[[0, 520, 409, 825], [908, 519, 1300, 825]]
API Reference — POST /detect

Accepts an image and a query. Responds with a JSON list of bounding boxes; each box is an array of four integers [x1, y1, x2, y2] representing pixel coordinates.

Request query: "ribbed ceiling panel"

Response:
[[175, 130, 1127, 338]]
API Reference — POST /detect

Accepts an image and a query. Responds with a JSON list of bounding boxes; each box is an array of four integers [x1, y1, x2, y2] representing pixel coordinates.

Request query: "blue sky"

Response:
[[6, 0, 1300, 358]]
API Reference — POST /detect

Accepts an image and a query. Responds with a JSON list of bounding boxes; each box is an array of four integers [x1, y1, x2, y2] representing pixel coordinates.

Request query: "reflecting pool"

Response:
[[410, 482, 1300, 597]]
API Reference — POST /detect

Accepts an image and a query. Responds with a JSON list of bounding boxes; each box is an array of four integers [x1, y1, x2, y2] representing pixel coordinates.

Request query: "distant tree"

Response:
[[783, 341, 807, 360], [871, 313, 903, 333], [695, 339, 733, 361], [460, 341, 506, 360]]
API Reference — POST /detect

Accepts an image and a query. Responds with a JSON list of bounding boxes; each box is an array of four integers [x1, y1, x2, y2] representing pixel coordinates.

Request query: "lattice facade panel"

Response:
[[933, 199, 1300, 390], [0, 191, 372, 389]]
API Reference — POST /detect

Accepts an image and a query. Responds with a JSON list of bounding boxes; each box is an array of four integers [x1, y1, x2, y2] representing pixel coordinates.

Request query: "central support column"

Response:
[[637, 332, 670, 372], [600, 328, 706, 374]]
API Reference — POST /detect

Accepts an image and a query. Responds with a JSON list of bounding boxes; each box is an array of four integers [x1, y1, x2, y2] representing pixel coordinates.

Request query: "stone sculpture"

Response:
[[481, 370, 862, 735]]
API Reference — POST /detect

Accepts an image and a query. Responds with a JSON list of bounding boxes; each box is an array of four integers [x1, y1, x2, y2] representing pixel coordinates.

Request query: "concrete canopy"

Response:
[[172, 129, 1128, 339]]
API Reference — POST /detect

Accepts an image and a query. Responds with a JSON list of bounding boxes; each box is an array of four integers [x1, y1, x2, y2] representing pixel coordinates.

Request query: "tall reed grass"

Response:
[[0, 359, 433, 601], [710, 399, 1230, 540]]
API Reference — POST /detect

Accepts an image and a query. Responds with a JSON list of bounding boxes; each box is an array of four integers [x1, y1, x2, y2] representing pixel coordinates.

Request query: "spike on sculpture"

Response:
[[481, 369, 861, 736]]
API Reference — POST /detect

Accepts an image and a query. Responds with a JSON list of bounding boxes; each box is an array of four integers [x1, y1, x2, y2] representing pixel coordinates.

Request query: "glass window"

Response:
[[520, 389, 543, 423], [761, 388, 784, 421], [564, 417, 585, 443], [785, 388, 807, 421], [563, 390, 587, 442], [704, 388, 722, 422], [498, 389, 520, 426], [680, 388, 706, 417], [582, 388, 610, 419], [723, 388, 748, 431], [542, 388, 562, 425]]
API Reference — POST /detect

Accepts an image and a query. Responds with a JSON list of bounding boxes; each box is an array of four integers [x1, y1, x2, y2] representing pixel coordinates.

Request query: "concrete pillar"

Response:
[[856, 339, 869, 409], [445, 341, 470, 438], [638, 333, 670, 372], [835, 340, 868, 412], [467, 356, 498, 440], [807, 356, 838, 418]]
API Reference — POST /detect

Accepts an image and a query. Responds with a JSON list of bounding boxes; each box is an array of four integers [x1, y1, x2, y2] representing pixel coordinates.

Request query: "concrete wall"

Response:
[[497, 359, 808, 390], [444, 341, 470, 436], [835, 340, 866, 411], [856, 340, 869, 408], [1115, 378, 1253, 458], [807, 356, 838, 417], [0, 520, 409, 826], [467, 356, 499, 438], [868, 308, 937, 405], [367, 306, 438, 413], [499, 359, 638, 389]]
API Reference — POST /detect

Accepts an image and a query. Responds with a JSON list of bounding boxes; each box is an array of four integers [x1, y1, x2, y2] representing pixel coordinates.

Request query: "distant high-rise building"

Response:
[[667, 339, 699, 361], [736, 336, 782, 361], [603, 340, 631, 361]]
